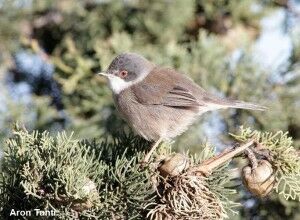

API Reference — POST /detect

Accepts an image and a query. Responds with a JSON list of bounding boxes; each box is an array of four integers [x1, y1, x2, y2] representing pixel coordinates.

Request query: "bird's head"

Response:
[[98, 53, 155, 94]]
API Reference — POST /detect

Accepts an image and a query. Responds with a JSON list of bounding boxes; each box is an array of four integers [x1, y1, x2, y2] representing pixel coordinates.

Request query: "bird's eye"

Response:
[[119, 70, 128, 78]]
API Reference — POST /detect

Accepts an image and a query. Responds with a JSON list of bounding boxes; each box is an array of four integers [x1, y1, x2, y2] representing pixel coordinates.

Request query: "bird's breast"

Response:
[[113, 88, 198, 141], [114, 89, 161, 140]]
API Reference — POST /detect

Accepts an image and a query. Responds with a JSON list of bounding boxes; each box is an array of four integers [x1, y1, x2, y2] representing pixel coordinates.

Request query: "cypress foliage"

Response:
[[0, 0, 300, 219], [1, 126, 300, 219]]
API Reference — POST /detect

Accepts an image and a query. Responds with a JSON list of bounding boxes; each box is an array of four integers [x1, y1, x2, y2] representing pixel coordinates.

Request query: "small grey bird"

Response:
[[99, 53, 266, 163]]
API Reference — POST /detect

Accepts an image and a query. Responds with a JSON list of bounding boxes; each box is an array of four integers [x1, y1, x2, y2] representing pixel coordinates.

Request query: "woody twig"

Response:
[[187, 140, 255, 176]]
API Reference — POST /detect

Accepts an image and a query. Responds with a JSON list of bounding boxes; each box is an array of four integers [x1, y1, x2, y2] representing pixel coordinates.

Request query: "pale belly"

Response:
[[114, 95, 198, 141]]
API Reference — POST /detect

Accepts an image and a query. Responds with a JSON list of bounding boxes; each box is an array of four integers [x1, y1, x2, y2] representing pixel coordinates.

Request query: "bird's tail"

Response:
[[203, 96, 267, 112], [224, 100, 267, 111]]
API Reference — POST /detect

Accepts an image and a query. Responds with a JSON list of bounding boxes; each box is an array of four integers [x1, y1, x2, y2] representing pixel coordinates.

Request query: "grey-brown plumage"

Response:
[[114, 65, 265, 141], [99, 53, 266, 161]]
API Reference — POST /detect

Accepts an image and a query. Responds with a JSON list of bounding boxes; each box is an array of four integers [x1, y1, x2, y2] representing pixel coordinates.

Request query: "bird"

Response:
[[98, 52, 266, 163]]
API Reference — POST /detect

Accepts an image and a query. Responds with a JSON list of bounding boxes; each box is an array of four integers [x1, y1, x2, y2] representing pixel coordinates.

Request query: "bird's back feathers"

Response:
[[131, 66, 266, 112]]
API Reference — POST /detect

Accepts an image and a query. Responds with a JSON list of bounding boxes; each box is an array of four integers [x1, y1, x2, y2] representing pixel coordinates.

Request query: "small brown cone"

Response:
[[158, 153, 189, 177], [242, 159, 276, 197]]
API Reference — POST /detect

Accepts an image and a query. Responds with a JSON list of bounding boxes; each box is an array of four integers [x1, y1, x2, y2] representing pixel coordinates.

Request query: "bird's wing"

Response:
[[132, 67, 200, 109], [160, 85, 199, 107], [132, 67, 267, 112]]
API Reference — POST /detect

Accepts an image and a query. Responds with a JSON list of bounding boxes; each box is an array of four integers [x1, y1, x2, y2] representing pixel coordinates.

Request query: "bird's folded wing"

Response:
[[161, 86, 199, 107], [132, 81, 199, 109]]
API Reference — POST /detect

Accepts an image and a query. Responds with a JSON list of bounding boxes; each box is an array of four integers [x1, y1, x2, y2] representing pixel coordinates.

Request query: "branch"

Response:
[[187, 140, 255, 175]]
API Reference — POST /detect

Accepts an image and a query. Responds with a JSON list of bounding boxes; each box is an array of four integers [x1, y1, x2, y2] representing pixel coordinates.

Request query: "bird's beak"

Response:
[[98, 72, 109, 77]]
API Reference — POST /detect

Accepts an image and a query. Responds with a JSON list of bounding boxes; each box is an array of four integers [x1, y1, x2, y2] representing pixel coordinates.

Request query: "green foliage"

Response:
[[232, 127, 300, 174], [0, 0, 299, 219], [1, 126, 247, 219], [154, 143, 240, 219], [0, 78, 62, 140], [276, 174, 300, 201], [1, 123, 300, 219], [0, 126, 155, 219], [232, 127, 300, 202], [197, 0, 264, 25], [195, 145, 241, 216]]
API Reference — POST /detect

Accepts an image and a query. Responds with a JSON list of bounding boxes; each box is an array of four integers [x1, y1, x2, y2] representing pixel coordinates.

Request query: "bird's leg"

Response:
[[142, 138, 163, 164]]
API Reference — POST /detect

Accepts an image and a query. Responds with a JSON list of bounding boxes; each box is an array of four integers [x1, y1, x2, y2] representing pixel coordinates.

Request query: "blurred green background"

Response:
[[0, 0, 299, 219]]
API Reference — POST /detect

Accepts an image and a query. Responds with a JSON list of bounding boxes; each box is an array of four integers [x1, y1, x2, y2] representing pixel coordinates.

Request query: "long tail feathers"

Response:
[[226, 100, 267, 111], [204, 96, 267, 112]]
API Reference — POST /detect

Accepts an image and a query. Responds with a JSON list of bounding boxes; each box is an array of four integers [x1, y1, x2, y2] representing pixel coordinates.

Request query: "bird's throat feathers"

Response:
[[108, 76, 132, 94], [108, 70, 150, 94]]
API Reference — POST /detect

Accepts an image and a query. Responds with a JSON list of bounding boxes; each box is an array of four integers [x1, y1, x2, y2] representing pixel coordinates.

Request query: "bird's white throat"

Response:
[[108, 71, 149, 94], [108, 76, 133, 94]]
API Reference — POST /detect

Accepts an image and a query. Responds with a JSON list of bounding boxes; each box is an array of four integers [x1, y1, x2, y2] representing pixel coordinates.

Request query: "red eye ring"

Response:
[[119, 70, 128, 78]]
